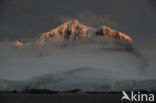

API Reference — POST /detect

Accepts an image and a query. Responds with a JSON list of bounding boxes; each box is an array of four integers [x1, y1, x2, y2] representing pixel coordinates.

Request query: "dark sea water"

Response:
[[0, 93, 123, 103]]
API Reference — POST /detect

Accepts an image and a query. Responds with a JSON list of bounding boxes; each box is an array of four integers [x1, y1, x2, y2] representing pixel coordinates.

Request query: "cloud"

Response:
[[0, 37, 152, 81], [58, 11, 119, 28]]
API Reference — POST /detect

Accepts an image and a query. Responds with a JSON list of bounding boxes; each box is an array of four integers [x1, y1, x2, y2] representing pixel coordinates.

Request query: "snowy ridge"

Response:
[[1, 71, 156, 92], [11, 41, 31, 48], [40, 19, 132, 44], [96, 26, 132, 42]]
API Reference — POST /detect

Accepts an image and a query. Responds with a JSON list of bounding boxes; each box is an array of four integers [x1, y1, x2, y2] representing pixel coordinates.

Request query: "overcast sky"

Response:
[[0, 0, 156, 53]]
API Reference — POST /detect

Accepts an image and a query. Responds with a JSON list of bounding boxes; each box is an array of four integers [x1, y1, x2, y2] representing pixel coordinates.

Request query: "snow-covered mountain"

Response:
[[6, 19, 132, 47], [39, 19, 132, 44], [1, 19, 155, 92]]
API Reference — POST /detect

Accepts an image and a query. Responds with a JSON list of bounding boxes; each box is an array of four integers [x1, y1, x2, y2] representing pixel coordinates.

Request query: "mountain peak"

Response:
[[40, 19, 95, 44], [96, 26, 132, 42], [64, 19, 80, 25], [39, 20, 132, 44]]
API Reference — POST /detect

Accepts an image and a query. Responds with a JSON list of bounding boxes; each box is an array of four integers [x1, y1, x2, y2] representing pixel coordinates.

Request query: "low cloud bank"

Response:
[[0, 37, 155, 91]]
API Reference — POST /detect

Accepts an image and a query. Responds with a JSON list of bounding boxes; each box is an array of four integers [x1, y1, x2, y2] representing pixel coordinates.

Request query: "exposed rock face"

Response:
[[40, 19, 132, 44], [96, 26, 132, 42], [10, 19, 132, 47], [40, 20, 95, 44]]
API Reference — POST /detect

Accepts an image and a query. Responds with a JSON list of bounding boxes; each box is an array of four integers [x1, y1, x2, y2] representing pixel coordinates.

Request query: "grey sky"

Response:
[[0, 0, 156, 52]]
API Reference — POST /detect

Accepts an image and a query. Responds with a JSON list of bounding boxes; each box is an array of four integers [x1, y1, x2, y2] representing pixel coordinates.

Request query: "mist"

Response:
[[0, 37, 155, 81]]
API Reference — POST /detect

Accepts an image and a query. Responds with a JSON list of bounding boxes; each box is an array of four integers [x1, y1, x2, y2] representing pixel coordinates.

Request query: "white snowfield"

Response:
[[0, 37, 156, 92]]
